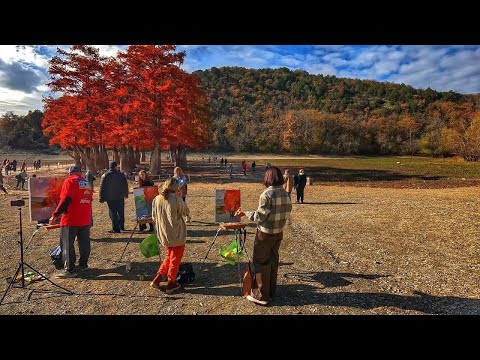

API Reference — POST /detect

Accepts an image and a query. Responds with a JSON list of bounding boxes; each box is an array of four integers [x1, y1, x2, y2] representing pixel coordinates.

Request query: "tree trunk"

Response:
[[149, 141, 161, 175], [127, 145, 136, 170], [93, 145, 104, 171], [119, 146, 128, 172], [113, 147, 120, 164], [102, 145, 109, 169], [141, 150, 146, 162], [135, 148, 141, 165], [71, 147, 81, 165], [178, 145, 188, 168], [78, 146, 95, 172]]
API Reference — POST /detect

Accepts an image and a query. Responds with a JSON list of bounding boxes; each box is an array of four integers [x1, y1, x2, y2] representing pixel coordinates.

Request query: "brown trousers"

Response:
[[251, 230, 283, 302]]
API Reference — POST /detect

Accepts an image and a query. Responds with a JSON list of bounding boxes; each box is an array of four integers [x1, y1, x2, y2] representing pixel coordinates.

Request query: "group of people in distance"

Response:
[[283, 168, 307, 203], [48, 160, 306, 305]]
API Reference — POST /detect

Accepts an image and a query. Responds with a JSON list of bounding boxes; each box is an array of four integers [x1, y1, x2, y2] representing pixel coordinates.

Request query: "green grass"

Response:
[[256, 156, 480, 180]]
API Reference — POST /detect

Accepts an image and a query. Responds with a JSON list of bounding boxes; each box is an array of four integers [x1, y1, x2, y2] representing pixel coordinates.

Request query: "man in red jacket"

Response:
[[49, 165, 93, 278]]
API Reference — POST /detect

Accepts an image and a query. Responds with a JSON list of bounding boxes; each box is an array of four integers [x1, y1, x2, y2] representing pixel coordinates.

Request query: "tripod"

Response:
[[0, 205, 73, 305]]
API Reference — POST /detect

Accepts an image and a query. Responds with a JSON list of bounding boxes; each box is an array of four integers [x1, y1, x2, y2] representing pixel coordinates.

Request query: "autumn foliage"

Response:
[[42, 45, 211, 173]]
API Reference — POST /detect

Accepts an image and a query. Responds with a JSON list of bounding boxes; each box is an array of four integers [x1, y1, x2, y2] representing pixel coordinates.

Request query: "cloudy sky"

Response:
[[1, 45, 479, 115]]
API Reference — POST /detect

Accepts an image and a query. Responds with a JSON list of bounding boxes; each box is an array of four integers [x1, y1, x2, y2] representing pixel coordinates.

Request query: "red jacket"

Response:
[[53, 174, 93, 227]]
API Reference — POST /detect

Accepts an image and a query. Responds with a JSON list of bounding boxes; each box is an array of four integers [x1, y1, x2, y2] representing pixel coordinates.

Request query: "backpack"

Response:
[[48, 245, 63, 270], [176, 263, 195, 284]]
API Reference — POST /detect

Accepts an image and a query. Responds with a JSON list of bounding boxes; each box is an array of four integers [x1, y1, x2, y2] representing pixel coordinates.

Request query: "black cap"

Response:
[[110, 161, 117, 169], [68, 165, 82, 173]]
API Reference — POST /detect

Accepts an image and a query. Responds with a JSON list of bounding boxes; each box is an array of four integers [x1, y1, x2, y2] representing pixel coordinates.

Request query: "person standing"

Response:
[[242, 161, 247, 176], [138, 169, 155, 232], [20, 161, 26, 172], [251, 161, 256, 172], [49, 165, 93, 278], [16, 169, 27, 190], [235, 166, 292, 306], [283, 169, 294, 199], [0, 167, 7, 194], [294, 168, 307, 203], [85, 170, 96, 189], [173, 166, 191, 222], [99, 161, 129, 233], [149, 178, 190, 294]]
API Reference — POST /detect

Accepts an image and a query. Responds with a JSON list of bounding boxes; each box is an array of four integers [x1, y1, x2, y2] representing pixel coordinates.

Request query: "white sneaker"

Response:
[[246, 295, 268, 306]]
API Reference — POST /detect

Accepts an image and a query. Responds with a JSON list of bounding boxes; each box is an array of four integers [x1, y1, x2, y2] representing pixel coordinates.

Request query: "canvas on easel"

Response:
[[133, 186, 159, 221], [28, 177, 66, 222], [215, 189, 241, 223]]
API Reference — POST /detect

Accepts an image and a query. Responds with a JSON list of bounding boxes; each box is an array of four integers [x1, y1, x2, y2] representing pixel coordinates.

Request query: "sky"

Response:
[[1, 45, 480, 115]]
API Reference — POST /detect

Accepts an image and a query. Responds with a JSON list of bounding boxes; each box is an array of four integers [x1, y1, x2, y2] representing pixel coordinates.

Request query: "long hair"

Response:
[[138, 170, 152, 187], [174, 167, 184, 177], [160, 177, 179, 200], [264, 166, 284, 187]]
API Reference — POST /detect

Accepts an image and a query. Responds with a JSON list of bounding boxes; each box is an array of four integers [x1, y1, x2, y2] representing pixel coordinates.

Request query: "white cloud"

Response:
[[3, 45, 480, 116], [0, 45, 50, 68], [94, 45, 127, 58], [0, 86, 43, 114]]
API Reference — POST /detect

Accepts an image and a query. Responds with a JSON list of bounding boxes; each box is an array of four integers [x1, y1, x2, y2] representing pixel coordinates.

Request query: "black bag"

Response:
[[49, 245, 63, 270], [176, 263, 195, 284]]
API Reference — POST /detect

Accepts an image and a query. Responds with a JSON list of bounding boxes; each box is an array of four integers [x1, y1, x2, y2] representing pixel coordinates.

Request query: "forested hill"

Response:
[[194, 67, 480, 158]]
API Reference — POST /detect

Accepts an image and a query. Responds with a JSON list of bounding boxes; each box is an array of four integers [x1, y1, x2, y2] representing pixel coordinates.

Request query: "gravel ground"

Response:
[[0, 161, 479, 315]]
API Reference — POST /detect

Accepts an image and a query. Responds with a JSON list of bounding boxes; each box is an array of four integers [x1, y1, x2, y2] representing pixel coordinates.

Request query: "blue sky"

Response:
[[1, 45, 480, 115]]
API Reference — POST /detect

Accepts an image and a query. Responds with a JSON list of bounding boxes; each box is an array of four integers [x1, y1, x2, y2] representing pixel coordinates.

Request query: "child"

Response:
[[150, 178, 190, 294]]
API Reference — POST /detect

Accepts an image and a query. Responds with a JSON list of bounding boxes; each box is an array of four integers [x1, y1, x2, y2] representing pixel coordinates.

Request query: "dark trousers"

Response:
[[0, 184, 6, 193], [296, 186, 305, 203], [251, 230, 283, 301], [16, 179, 25, 190], [60, 225, 91, 271], [107, 199, 125, 232]]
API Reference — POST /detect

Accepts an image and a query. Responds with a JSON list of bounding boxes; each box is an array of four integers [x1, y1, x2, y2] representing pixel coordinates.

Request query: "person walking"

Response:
[[49, 165, 93, 278], [294, 168, 307, 203], [149, 178, 190, 294], [235, 166, 292, 306], [138, 169, 155, 232], [242, 161, 247, 176], [99, 161, 129, 233]]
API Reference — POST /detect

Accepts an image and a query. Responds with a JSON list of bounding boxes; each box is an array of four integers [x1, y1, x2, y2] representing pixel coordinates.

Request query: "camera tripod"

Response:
[[0, 205, 73, 305]]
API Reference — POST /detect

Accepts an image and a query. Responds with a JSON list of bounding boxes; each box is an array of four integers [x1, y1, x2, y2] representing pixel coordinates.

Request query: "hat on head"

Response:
[[110, 161, 117, 169], [68, 165, 82, 173]]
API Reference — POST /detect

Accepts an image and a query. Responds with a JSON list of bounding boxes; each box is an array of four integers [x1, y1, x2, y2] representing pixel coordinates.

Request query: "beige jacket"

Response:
[[152, 193, 190, 247], [283, 174, 294, 193]]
